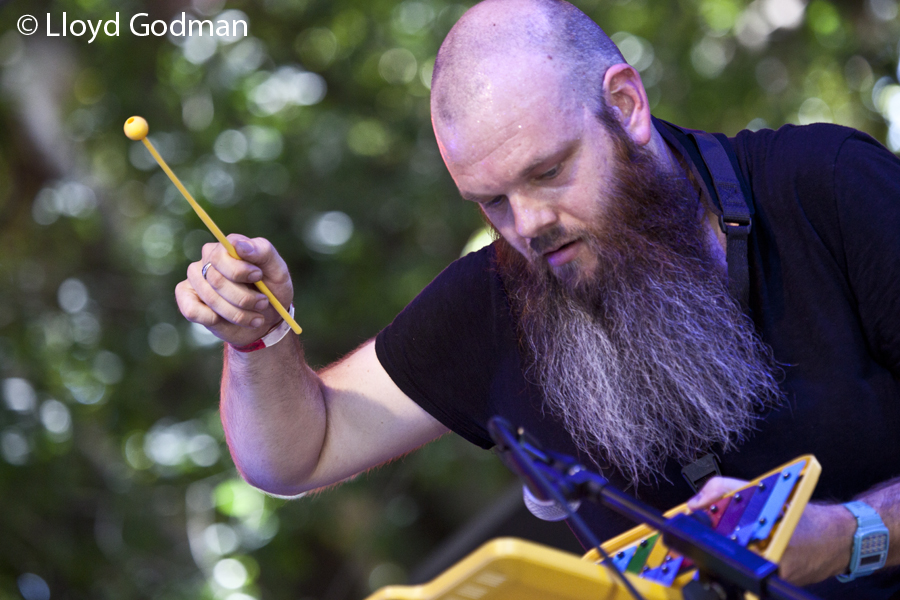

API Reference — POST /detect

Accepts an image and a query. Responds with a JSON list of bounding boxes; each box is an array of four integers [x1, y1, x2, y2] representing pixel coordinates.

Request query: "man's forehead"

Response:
[[434, 54, 579, 157]]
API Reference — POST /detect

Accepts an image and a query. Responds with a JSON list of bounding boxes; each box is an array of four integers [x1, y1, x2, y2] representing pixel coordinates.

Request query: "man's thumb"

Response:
[[235, 239, 254, 258]]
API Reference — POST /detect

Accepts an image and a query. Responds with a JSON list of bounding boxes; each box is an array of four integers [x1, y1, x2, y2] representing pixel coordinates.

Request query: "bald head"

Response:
[[431, 0, 624, 127]]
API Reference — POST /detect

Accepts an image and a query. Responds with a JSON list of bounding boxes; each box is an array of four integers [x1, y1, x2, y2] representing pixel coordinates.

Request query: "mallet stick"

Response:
[[124, 116, 302, 335]]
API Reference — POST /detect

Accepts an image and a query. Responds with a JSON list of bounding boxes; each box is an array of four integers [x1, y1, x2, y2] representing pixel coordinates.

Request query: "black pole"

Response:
[[489, 416, 649, 600]]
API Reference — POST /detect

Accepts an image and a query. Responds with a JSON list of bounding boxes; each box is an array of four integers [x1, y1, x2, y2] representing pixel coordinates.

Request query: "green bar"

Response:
[[626, 533, 660, 574]]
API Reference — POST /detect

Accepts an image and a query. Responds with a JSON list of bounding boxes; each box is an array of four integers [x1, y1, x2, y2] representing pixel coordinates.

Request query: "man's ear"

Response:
[[602, 63, 652, 146]]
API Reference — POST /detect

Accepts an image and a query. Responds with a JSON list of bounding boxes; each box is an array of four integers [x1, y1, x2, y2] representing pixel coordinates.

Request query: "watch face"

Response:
[[859, 532, 889, 565]]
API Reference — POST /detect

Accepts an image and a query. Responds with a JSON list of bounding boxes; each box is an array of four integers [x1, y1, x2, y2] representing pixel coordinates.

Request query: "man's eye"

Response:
[[538, 165, 560, 180], [484, 195, 506, 208]]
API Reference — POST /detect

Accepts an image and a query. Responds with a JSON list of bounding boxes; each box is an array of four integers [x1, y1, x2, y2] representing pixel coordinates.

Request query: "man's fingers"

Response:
[[196, 261, 269, 312], [190, 234, 292, 330], [201, 240, 264, 285], [229, 234, 291, 287], [187, 262, 268, 328], [687, 476, 748, 510], [175, 280, 223, 328], [176, 232, 293, 346]]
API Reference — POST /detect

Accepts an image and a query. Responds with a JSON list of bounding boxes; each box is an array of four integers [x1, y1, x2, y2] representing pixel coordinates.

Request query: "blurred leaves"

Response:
[[0, 0, 898, 597]]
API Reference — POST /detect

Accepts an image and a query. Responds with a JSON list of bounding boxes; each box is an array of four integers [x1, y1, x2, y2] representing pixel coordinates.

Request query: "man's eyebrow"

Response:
[[459, 190, 486, 202], [517, 140, 578, 179]]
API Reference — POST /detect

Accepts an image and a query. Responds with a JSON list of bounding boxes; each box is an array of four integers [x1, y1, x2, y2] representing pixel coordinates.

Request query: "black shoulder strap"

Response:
[[652, 117, 754, 311]]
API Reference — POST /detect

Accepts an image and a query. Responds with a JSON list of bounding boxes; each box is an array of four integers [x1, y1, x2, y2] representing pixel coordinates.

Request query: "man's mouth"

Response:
[[543, 239, 581, 267]]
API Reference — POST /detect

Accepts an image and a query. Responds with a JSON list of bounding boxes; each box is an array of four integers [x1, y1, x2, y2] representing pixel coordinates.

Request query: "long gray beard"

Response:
[[495, 125, 783, 487]]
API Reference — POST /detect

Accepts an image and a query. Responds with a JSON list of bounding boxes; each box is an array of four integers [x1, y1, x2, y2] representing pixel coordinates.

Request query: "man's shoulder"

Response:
[[731, 122, 864, 166], [730, 123, 898, 191], [420, 242, 499, 300], [388, 240, 506, 328], [447, 241, 497, 276], [728, 123, 894, 205]]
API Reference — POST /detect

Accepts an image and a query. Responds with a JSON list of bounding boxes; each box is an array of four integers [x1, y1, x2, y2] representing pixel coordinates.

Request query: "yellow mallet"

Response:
[[124, 116, 302, 335]]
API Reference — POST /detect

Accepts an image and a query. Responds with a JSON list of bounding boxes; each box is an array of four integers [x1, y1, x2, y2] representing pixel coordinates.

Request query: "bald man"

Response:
[[176, 0, 900, 595]]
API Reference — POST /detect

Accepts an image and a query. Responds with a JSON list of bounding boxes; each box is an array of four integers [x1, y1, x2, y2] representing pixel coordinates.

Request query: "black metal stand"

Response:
[[487, 416, 820, 600]]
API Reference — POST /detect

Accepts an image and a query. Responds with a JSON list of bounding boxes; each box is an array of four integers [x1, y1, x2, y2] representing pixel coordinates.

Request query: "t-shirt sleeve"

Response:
[[375, 245, 505, 448], [831, 132, 900, 375]]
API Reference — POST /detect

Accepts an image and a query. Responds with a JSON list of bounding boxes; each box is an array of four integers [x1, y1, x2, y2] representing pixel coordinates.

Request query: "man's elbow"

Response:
[[235, 463, 315, 497], [229, 451, 320, 497]]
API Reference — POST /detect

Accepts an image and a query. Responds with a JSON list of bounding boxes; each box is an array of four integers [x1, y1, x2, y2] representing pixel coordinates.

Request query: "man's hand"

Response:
[[175, 234, 294, 347], [687, 476, 855, 586]]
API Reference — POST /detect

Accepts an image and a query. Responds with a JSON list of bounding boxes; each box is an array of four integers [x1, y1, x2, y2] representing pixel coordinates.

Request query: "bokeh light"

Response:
[[3, 378, 37, 413], [303, 211, 354, 254]]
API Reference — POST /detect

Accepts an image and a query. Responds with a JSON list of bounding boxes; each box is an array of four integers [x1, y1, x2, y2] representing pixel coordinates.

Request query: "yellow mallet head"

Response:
[[124, 116, 149, 141]]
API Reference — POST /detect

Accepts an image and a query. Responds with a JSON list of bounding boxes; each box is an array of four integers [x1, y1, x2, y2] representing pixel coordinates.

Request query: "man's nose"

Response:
[[510, 194, 557, 240]]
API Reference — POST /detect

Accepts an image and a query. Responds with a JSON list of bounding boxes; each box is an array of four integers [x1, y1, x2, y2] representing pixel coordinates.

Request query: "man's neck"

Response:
[[652, 126, 728, 270]]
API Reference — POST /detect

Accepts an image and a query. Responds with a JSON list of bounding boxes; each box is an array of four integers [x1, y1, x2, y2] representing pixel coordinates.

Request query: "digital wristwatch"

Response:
[[836, 500, 889, 582]]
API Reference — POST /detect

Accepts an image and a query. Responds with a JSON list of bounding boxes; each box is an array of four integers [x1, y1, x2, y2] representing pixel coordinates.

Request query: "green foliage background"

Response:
[[0, 0, 898, 598]]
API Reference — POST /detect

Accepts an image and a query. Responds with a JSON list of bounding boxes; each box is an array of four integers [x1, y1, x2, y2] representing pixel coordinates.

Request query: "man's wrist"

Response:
[[229, 304, 295, 352], [225, 324, 300, 368], [827, 503, 860, 578]]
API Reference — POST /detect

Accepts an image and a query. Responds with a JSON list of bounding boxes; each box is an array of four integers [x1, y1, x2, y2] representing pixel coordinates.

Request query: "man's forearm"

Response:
[[220, 334, 327, 496], [781, 477, 900, 585]]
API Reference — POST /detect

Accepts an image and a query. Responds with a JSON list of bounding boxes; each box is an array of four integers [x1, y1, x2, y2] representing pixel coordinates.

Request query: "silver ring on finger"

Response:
[[201, 262, 213, 280]]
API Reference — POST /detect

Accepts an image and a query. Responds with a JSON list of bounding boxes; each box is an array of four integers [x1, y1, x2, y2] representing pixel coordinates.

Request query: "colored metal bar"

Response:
[[626, 534, 659, 574], [751, 461, 805, 542], [610, 545, 637, 574], [643, 555, 685, 587], [706, 496, 732, 529], [715, 488, 752, 537]]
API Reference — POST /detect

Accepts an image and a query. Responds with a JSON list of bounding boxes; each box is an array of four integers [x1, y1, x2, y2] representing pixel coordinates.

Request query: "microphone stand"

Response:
[[488, 416, 820, 600]]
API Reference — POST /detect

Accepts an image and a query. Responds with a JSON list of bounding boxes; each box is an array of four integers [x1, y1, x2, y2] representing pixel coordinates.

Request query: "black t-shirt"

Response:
[[375, 123, 900, 597]]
